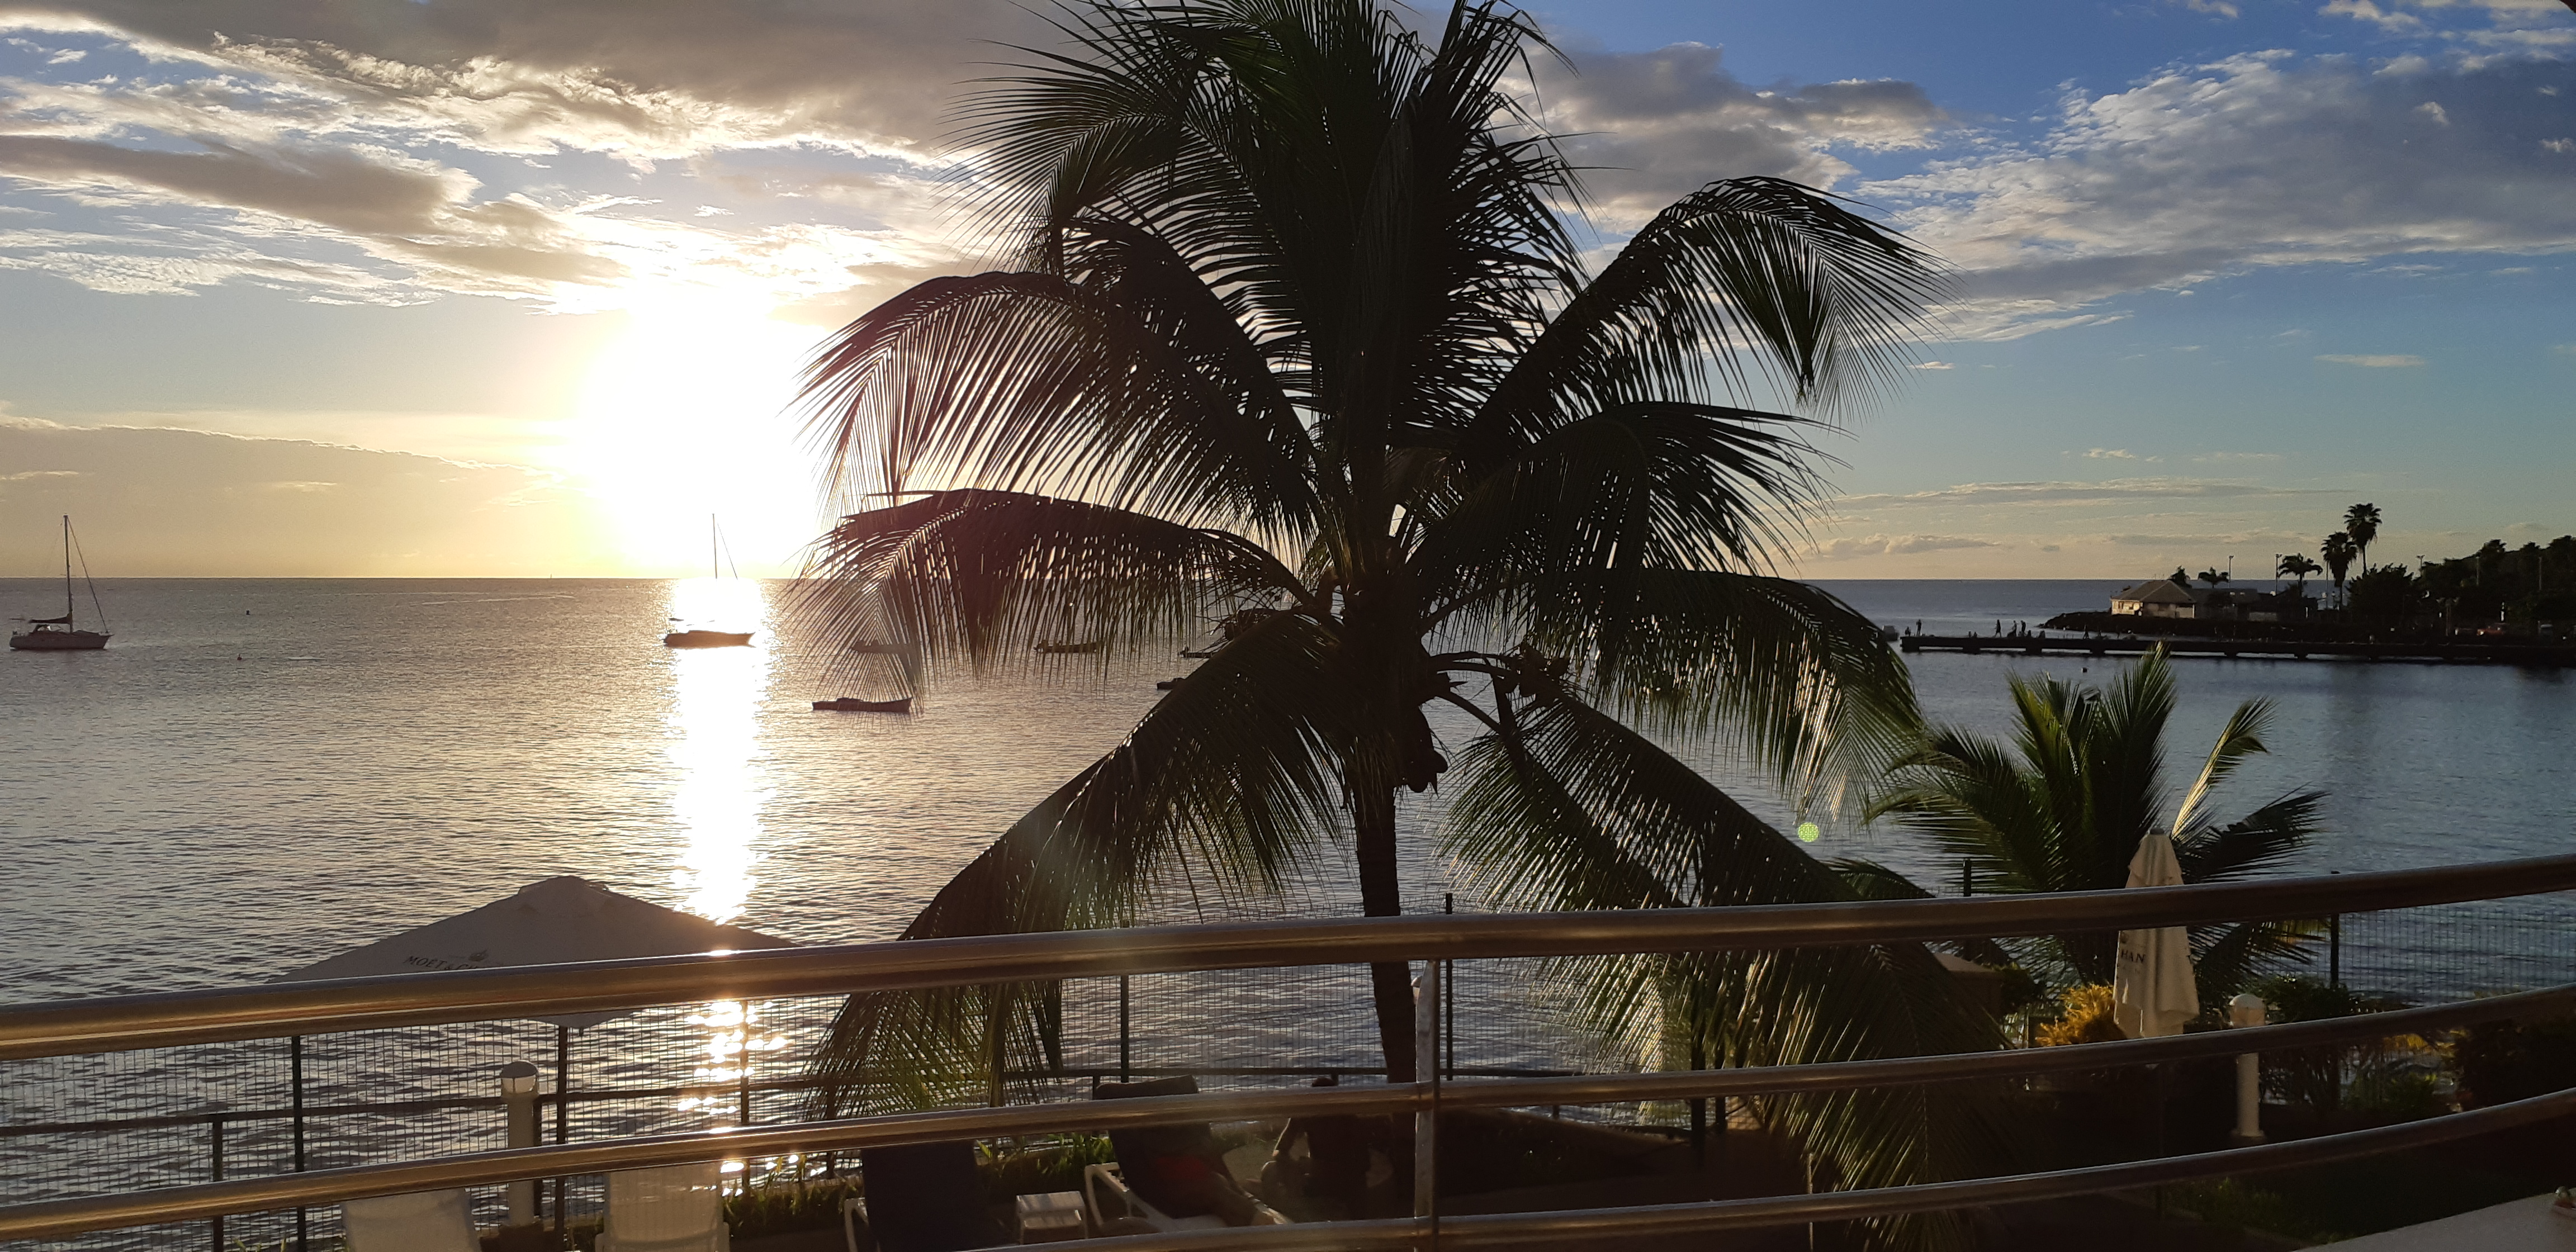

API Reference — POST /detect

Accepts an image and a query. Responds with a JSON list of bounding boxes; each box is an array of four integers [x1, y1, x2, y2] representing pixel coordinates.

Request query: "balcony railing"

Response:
[[8, 852, 2576, 1248]]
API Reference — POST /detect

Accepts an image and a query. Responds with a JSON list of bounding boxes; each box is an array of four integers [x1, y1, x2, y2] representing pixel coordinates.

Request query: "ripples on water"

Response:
[[2, 578, 2571, 1235]]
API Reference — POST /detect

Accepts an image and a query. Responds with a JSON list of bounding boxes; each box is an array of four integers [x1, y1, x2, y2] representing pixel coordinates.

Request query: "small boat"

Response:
[[663, 515, 754, 649], [1035, 641, 1104, 655], [812, 696, 913, 713], [1156, 678, 1182, 690], [11, 515, 110, 652], [1180, 648, 1219, 659]]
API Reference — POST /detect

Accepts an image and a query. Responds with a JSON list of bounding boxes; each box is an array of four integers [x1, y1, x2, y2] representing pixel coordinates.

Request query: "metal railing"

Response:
[[10, 852, 2576, 1247]]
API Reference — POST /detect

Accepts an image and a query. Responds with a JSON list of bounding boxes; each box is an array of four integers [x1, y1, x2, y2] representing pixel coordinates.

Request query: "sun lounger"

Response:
[[599, 1162, 731, 1252], [1087, 1077, 1287, 1231], [341, 1189, 477, 1252]]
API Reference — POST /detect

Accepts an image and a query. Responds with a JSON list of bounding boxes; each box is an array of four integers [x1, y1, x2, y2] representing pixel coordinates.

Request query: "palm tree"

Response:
[[2322, 533, 2359, 608], [792, 0, 1996, 1234], [1853, 650, 2327, 1007], [2276, 553, 2321, 589], [2196, 567, 2231, 587], [2344, 502, 2383, 573]]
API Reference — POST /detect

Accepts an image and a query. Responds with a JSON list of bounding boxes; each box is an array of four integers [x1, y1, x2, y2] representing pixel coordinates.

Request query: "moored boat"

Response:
[[11, 515, 110, 652], [1035, 640, 1104, 655], [812, 696, 913, 713], [661, 516, 754, 648]]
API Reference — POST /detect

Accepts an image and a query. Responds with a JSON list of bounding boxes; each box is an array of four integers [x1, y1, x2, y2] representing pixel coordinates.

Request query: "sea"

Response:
[[2, 578, 2571, 1239]]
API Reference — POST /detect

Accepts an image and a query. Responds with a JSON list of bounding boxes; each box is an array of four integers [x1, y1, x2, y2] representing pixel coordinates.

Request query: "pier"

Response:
[[1898, 633, 2576, 667]]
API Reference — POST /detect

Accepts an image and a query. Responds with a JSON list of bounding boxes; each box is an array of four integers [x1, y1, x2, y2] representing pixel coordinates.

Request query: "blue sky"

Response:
[[0, 0, 2569, 576]]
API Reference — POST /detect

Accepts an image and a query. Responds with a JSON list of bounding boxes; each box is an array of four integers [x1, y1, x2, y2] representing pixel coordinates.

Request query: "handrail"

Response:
[[1032, 1085, 2576, 1250], [8, 853, 2573, 1058], [7, 981, 2572, 1241]]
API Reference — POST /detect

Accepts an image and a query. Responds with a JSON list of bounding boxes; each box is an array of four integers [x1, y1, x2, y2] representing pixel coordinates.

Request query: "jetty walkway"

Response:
[[1899, 633, 2576, 667]]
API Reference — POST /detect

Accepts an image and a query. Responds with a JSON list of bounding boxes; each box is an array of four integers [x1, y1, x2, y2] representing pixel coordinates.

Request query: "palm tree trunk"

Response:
[[1351, 779, 1419, 1083]]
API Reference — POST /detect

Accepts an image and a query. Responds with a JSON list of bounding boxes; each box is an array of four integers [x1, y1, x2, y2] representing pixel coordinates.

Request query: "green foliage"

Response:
[[984, 1134, 1117, 1198], [2034, 983, 2122, 1047], [2249, 976, 2426, 1113], [2452, 1012, 2576, 1108], [2346, 566, 2423, 626], [723, 1177, 861, 1240], [1864, 649, 2328, 1000], [2165, 1178, 2331, 1241]]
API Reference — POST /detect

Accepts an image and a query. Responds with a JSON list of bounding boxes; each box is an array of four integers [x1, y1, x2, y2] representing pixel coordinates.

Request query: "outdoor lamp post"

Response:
[[2228, 994, 2267, 1146], [498, 1061, 543, 1237]]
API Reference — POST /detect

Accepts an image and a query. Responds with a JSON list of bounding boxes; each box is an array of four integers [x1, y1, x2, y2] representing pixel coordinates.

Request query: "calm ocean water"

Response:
[[4, 577, 2573, 1240], [4, 577, 2571, 1005]]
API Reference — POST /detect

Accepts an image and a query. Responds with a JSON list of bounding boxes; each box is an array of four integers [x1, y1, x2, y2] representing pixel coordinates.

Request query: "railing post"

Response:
[[290, 1035, 308, 1252], [1414, 962, 1440, 1248], [553, 1025, 570, 1236], [207, 1113, 225, 1252], [2229, 994, 2268, 1146], [1118, 975, 1131, 1083], [499, 1060, 543, 1239]]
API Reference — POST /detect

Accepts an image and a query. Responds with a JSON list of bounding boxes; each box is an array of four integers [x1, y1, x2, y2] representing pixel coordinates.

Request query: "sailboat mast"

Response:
[[61, 515, 73, 623], [709, 514, 718, 580]]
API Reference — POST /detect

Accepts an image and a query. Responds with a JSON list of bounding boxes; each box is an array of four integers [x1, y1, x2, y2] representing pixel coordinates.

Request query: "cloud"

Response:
[[1839, 477, 2308, 508], [0, 2, 989, 310], [1807, 532, 1999, 559], [2316, 353, 2428, 366], [0, 419, 620, 575], [2193, 450, 2284, 463], [1871, 51, 2576, 339], [2081, 448, 2139, 459], [2322, 0, 2427, 32], [2553, 343, 2576, 355], [1536, 43, 1948, 229], [1911, 360, 1956, 369]]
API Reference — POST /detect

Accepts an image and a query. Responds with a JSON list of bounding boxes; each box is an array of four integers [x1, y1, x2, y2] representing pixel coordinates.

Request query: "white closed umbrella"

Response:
[[2113, 832, 2199, 1038]]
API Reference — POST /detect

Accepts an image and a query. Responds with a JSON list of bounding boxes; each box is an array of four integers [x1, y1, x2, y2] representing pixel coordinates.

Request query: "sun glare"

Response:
[[565, 295, 830, 576]]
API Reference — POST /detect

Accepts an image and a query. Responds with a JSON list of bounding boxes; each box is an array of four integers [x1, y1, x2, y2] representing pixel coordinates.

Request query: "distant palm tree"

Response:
[[2276, 553, 2321, 589], [2196, 568, 2231, 587], [2344, 503, 2383, 573], [2322, 533, 2359, 608], [791, 1, 1997, 1235], [1852, 649, 2327, 1004]]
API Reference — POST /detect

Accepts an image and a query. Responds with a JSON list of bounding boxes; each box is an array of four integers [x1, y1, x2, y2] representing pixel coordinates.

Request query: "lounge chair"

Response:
[[1087, 1077, 1287, 1232], [842, 1141, 1007, 1252], [342, 1189, 477, 1252], [599, 1162, 731, 1252]]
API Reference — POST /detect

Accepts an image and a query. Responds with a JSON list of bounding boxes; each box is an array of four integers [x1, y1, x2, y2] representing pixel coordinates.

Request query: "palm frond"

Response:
[[1447, 685, 2002, 1252], [1464, 176, 1945, 465], [2172, 696, 2275, 837], [808, 608, 1357, 1115], [791, 489, 1305, 681], [1452, 570, 1917, 814]]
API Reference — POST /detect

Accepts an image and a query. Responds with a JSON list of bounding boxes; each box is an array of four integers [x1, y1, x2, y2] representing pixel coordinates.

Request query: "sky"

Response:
[[0, 0, 2569, 578]]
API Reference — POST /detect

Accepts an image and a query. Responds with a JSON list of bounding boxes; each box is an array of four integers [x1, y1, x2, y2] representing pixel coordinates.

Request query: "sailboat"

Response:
[[662, 515, 753, 648], [12, 515, 111, 651]]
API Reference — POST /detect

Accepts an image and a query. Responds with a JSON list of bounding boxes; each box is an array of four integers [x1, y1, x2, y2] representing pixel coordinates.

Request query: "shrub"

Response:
[[2452, 1012, 2576, 1108], [2036, 984, 2123, 1047]]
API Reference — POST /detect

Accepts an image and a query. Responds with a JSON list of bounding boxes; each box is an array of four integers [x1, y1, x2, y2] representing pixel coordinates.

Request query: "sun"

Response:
[[563, 294, 831, 576]]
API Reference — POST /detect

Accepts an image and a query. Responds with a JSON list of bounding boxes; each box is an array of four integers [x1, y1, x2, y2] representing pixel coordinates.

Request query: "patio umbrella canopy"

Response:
[[2113, 833, 2200, 1038], [276, 875, 794, 1027]]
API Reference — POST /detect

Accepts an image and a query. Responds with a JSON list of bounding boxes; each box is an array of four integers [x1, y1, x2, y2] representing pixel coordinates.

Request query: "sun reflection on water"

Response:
[[660, 576, 789, 1156]]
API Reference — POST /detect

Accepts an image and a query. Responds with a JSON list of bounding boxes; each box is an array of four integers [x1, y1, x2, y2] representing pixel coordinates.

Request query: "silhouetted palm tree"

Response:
[[1852, 650, 2327, 1005], [2322, 533, 2359, 608], [791, 2, 1997, 1239], [2276, 553, 2321, 589], [2344, 502, 2383, 573], [2196, 568, 2231, 587]]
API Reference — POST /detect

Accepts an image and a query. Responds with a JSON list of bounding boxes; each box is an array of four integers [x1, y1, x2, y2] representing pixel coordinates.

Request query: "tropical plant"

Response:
[[2276, 553, 2321, 589], [2343, 502, 2383, 573], [1851, 649, 2328, 1008], [2321, 533, 2359, 607], [789, 0, 1999, 1239], [2196, 567, 2231, 587]]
